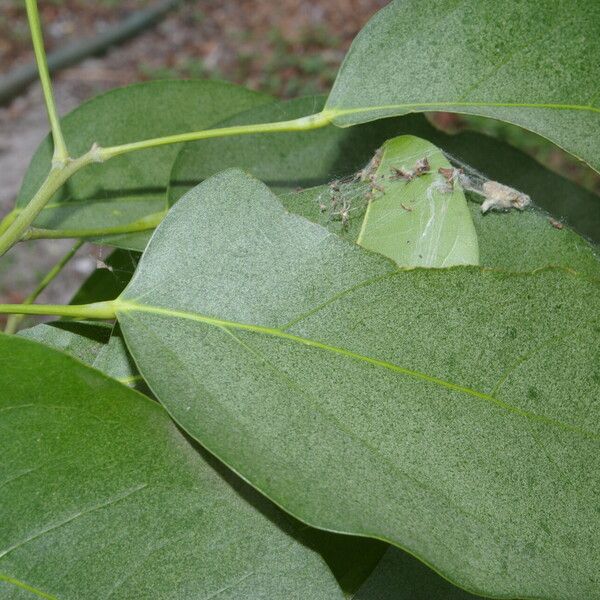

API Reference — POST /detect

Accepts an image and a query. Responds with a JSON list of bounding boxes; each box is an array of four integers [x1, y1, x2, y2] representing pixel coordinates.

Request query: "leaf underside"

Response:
[[325, 0, 600, 173], [114, 170, 600, 600]]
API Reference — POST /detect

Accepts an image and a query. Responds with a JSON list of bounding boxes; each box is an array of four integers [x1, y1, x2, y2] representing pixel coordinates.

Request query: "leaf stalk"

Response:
[[0, 301, 117, 320]]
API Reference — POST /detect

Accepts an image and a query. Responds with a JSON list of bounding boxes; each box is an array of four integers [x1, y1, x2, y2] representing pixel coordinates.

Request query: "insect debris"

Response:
[[390, 155, 431, 182], [414, 157, 430, 176], [356, 147, 383, 182], [390, 166, 415, 181], [368, 174, 385, 194], [400, 203, 413, 212], [480, 181, 531, 213], [548, 217, 564, 230]]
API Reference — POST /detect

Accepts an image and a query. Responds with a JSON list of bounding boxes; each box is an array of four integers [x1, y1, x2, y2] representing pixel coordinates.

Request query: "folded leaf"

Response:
[[355, 135, 479, 267], [0, 334, 353, 599], [325, 0, 600, 173], [114, 170, 600, 599]]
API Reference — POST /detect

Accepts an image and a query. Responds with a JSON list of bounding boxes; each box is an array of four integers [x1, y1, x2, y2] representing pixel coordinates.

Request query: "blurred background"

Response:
[[1, 0, 598, 323]]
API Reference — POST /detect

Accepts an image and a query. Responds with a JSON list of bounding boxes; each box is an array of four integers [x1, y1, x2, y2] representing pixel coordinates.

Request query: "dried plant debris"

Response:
[[549, 217, 564, 230]]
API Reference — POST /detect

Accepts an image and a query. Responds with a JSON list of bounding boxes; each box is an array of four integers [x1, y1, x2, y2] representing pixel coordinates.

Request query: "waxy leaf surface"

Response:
[[0, 334, 356, 600], [115, 170, 600, 600]]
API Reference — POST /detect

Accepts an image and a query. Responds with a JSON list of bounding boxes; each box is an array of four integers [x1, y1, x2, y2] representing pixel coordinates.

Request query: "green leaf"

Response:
[[467, 204, 600, 274], [325, 0, 600, 173], [0, 333, 359, 599], [114, 170, 600, 599], [17, 321, 111, 364], [17, 80, 272, 249], [356, 135, 479, 267], [354, 548, 480, 599], [92, 325, 150, 393]]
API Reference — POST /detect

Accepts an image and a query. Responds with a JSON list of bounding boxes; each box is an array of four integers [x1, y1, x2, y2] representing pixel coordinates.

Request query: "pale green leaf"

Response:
[[325, 0, 600, 173], [114, 170, 600, 599], [283, 184, 600, 276], [0, 333, 358, 599], [17, 321, 111, 364], [17, 80, 272, 249], [356, 135, 479, 267]]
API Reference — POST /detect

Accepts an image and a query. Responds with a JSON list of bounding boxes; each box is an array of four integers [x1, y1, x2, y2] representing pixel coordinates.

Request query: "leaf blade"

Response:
[[325, 0, 600, 173], [0, 333, 355, 600], [117, 170, 600, 599]]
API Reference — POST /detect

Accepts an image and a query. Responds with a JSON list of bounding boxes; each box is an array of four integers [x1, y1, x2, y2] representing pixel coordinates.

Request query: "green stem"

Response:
[[0, 151, 96, 257], [0, 112, 329, 256], [26, 0, 69, 163], [5, 240, 84, 334], [0, 301, 116, 320], [0, 210, 17, 237], [25, 211, 165, 240], [100, 111, 331, 160]]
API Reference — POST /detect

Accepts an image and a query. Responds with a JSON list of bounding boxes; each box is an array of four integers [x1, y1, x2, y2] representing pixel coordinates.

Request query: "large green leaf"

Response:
[[356, 135, 479, 267], [113, 171, 600, 599], [16, 80, 272, 249], [0, 333, 367, 599], [325, 0, 600, 173]]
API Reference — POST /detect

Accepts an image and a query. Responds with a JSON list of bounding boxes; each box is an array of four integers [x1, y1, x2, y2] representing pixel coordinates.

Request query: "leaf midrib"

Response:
[[116, 299, 597, 441], [324, 101, 600, 116]]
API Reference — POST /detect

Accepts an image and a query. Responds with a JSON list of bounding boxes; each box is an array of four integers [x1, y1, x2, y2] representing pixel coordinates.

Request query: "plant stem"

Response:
[[100, 112, 331, 160], [0, 301, 116, 320], [25, 211, 166, 240], [4, 240, 84, 334], [0, 151, 96, 257], [0, 112, 329, 255], [26, 0, 69, 164]]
